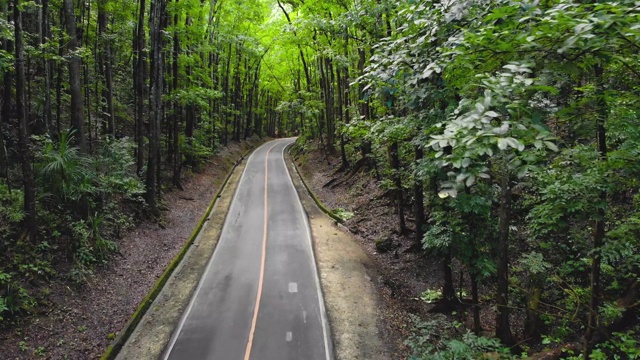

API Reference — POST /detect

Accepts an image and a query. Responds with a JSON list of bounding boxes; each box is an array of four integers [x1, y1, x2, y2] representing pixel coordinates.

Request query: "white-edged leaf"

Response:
[[504, 137, 522, 151], [497, 138, 508, 150], [544, 141, 558, 151], [465, 174, 476, 187]]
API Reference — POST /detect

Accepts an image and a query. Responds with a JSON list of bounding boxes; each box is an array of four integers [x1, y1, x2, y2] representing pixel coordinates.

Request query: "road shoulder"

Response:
[[285, 150, 390, 360]]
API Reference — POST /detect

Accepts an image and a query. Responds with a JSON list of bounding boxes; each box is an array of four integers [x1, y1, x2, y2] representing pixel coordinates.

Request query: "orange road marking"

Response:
[[243, 142, 279, 360]]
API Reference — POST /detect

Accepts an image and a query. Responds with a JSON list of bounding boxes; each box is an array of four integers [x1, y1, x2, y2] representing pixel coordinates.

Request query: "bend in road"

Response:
[[163, 138, 333, 360]]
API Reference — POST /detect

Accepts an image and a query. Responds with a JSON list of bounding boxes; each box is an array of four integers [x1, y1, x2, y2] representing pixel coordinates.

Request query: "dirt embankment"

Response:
[[292, 145, 454, 359], [0, 138, 263, 360], [286, 151, 389, 360]]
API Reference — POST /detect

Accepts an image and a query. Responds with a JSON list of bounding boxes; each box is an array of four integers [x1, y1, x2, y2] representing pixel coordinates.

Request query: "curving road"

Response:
[[163, 138, 333, 360]]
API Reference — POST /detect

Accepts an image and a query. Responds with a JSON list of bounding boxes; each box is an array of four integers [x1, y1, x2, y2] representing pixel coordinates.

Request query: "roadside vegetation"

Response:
[[280, 0, 640, 359], [0, 0, 274, 340]]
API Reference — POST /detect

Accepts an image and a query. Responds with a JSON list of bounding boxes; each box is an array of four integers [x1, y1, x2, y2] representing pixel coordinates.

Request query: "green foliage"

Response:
[[418, 289, 443, 304], [32, 132, 143, 284], [0, 182, 24, 240], [406, 315, 513, 360], [332, 208, 354, 221]]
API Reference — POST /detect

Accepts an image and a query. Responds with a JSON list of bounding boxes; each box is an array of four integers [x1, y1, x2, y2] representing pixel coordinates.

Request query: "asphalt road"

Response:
[[163, 138, 333, 360]]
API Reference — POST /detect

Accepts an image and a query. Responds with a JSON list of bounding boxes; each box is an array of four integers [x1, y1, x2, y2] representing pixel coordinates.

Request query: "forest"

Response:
[[0, 0, 639, 358]]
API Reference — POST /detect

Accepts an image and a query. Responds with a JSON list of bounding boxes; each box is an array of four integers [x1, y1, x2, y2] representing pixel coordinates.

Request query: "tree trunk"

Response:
[[442, 247, 456, 304], [14, 0, 37, 241], [222, 42, 232, 146], [98, 0, 115, 137], [40, 0, 55, 138], [171, 7, 182, 189], [135, 0, 146, 175], [414, 146, 425, 247], [390, 141, 407, 234], [0, 2, 11, 180], [470, 269, 482, 335], [62, 0, 87, 151], [495, 172, 516, 347], [584, 63, 608, 359], [145, 0, 166, 215], [55, 15, 63, 135]]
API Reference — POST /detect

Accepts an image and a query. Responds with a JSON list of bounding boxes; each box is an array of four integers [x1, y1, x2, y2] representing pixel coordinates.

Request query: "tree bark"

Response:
[[584, 63, 608, 359], [390, 141, 407, 234], [171, 5, 182, 189], [62, 0, 87, 151], [98, 0, 115, 137], [14, 0, 37, 241], [0, 2, 11, 181], [134, 0, 147, 174], [145, 0, 166, 215], [495, 171, 515, 347], [442, 247, 456, 304]]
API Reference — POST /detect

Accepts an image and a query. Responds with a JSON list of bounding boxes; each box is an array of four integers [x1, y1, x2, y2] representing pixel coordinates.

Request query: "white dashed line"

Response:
[[288, 282, 298, 293]]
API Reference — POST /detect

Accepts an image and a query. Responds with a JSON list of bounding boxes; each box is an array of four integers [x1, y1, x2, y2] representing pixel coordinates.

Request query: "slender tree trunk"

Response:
[[171, 6, 182, 189], [145, 0, 166, 215], [62, 0, 87, 151], [495, 171, 515, 347], [232, 46, 242, 142], [98, 0, 115, 137], [14, 0, 37, 241], [55, 12, 63, 135], [584, 63, 608, 359], [1, 2, 11, 180], [390, 141, 407, 234], [326, 57, 335, 150], [44, 3, 55, 137], [336, 66, 349, 169], [40, 0, 54, 137], [442, 247, 456, 303], [0, 110, 6, 181], [223, 42, 232, 145], [470, 269, 481, 335], [414, 146, 425, 247], [135, 0, 146, 174], [357, 48, 370, 120]]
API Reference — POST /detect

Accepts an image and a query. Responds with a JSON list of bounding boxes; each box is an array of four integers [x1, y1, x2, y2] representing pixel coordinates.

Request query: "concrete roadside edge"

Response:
[[101, 141, 262, 360], [286, 147, 345, 224]]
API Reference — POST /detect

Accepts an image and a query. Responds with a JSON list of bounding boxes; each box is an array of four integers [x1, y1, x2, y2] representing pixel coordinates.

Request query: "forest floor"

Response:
[[0, 138, 263, 360], [293, 142, 498, 358]]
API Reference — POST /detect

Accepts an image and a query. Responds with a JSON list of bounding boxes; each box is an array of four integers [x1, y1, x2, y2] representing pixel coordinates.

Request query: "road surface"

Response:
[[163, 138, 333, 360]]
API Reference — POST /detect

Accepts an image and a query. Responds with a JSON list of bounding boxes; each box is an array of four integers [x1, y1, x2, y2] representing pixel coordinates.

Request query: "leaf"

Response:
[[504, 137, 523, 151], [497, 138, 508, 150], [544, 141, 558, 152], [465, 174, 476, 187], [438, 188, 458, 198]]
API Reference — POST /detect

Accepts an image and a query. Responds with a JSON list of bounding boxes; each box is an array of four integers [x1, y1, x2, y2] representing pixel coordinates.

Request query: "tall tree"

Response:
[[62, 0, 87, 151], [14, 0, 37, 241]]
